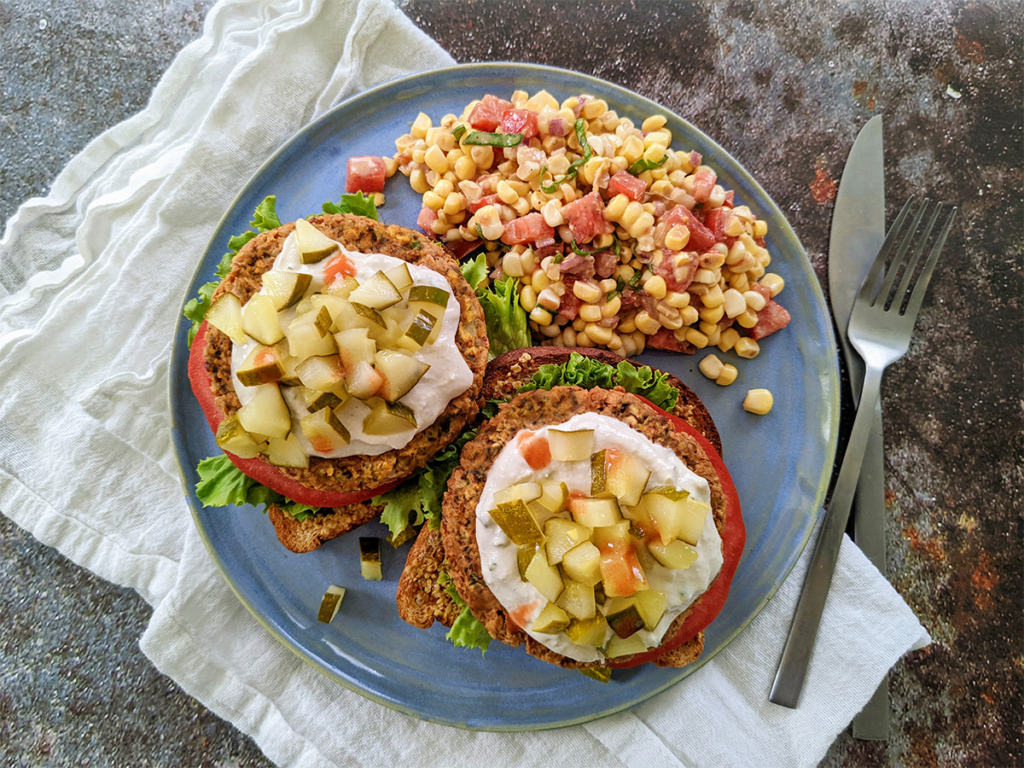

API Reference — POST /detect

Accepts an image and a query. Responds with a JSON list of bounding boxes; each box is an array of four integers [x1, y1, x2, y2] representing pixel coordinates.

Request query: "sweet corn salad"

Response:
[[385, 89, 791, 360]]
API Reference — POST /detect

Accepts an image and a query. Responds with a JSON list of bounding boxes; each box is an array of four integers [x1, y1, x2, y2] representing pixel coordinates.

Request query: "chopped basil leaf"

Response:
[[552, 250, 565, 264], [628, 155, 669, 176], [628, 269, 644, 288], [570, 240, 602, 257], [613, 236, 621, 259], [539, 118, 593, 193], [463, 131, 522, 147]]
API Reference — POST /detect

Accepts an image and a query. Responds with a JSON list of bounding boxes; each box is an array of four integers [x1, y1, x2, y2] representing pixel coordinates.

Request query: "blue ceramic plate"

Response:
[[170, 63, 839, 730]]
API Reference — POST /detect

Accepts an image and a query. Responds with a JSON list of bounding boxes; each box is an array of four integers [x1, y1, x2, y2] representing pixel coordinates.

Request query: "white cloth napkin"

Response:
[[0, 1, 929, 766]]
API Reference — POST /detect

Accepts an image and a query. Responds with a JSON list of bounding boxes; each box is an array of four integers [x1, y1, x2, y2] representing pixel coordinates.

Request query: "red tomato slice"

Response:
[[187, 321, 399, 507], [607, 398, 745, 668], [345, 156, 386, 194]]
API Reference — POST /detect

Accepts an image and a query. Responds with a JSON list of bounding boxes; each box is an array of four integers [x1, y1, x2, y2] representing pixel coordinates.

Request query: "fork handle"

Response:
[[769, 363, 885, 708]]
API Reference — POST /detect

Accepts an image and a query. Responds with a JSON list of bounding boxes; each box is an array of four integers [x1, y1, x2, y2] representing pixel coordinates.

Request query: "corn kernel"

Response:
[[627, 212, 655, 240], [736, 308, 759, 329], [423, 191, 444, 210], [532, 268, 550, 292], [372, 192, 385, 207], [761, 273, 785, 297], [718, 328, 740, 352], [734, 337, 760, 359], [683, 328, 709, 349], [643, 130, 672, 148], [411, 112, 431, 139], [602, 296, 622, 318], [723, 288, 747, 318], [699, 320, 718, 337], [512, 198, 531, 216], [664, 291, 690, 308], [641, 114, 668, 132], [384, 156, 399, 177], [583, 322, 612, 346], [608, 332, 624, 351], [595, 232, 615, 249], [716, 364, 738, 386], [707, 185, 727, 208], [561, 327, 577, 347], [469, 145, 494, 168], [581, 99, 608, 119], [620, 201, 644, 230], [423, 144, 448, 175], [614, 265, 635, 282], [699, 304, 725, 324], [409, 169, 429, 194], [643, 275, 667, 299], [600, 278, 617, 294], [743, 388, 773, 414], [454, 156, 477, 180], [443, 192, 465, 216], [743, 290, 767, 311], [620, 135, 645, 163], [753, 219, 769, 238], [576, 329, 593, 347], [605, 194, 630, 221], [579, 304, 603, 323], [503, 252, 524, 278], [702, 285, 725, 308], [634, 310, 661, 335], [542, 200, 564, 227], [664, 225, 690, 251], [530, 306, 553, 326], [538, 322, 561, 338], [572, 280, 602, 303], [699, 354, 725, 381], [538, 288, 561, 312], [680, 305, 700, 325], [642, 143, 665, 164], [618, 316, 637, 334], [496, 180, 519, 205], [520, 285, 538, 313]]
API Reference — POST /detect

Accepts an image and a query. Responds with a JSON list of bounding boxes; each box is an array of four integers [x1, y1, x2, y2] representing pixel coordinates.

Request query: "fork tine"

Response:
[[903, 206, 957, 321], [891, 202, 942, 310], [876, 198, 930, 308], [857, 196, 916, 305]]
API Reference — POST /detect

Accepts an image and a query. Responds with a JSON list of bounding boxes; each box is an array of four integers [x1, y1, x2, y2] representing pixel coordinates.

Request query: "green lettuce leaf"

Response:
[[438, 572, 491, 656], [195, 455, 318, 522], [250, 195, 283, 231], [183, 281, 218, 346], [322, 191, 379, 221], [477, 275, 530, 360], [460, 252, 489, 292], [518, 352, 680, 411]]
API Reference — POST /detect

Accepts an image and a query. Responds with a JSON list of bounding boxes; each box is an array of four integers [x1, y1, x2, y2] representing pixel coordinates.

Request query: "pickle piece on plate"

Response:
[[531, 602, 570, 634], [604, 452, 652, 507], [237, 383, 291, 440], [267, 432, 309, 468], [548, 429, 594, 462], [605, 632, 648, 658], [399, 309, 440, 350], [560, 541, 602, 587], [362, 399, 417, 434], [647, 539, 698, 569], [407, 284, 450, 308], [564, 616, 610, 647], [359, 537, 382, 581], [524, 547, 564, 603], [384, 263, 413, 293], [304, 389, 346, 413], [351, 301, 387, 332], [335, 328, 376, 376], [556, 579, 596, 620], [295, 354, 345, 392], [242, 294, 285, 346], [590, 450, 607, 496], [494, 482, 542, 507], [374, 349, 429, 403], [261, 270, 312, 310], [295, 218, 339, 263], [489, 500, 544, 546], [579, 667, 612, 683], [236, 345, 285, 387], [604, 599, 644, 639], [543, 518, 591, 565], [205, 293, 247, 344], [568, 496, 621, 528], [517, 542, 541, 579], [317, 585, 346, 624], [215, 415, 261, 459]]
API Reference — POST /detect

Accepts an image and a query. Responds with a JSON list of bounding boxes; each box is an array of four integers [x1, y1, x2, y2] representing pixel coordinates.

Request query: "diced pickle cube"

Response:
[[579, 667, 612, 683], [569, 497, 621, 528], [237, 384, 292, 440], [517, 542, 542, 579], [349, 271, 403, 310], [605, 632, 648, 658], [543, 518, 591, 565], [295, 218, 340, 263], [374, 349, 430, 403], [286, 307, 337, 359], [531, 602, 570, 634], [266, 432, 309, 468], [632, 589, 667, 631], [295, 355, 345, 392], [647, 539, 699, 569], [604, 451, 652, 507], [605, 600, 644, 638], [384, 263, 413, 293], [359, 537, 382, 581], [317, 585, 346, 624], [399, 309, 440, 350], [590, 450, 607, 496], [304, 389, 346, 413], [564, 616, 610, 647], [300, 407, 351, 452], [561, 541, 603, 587], [489, 500, 544, 546], [556, 579, 596, 620], [242, 294, 285, 346], [534, 481, 568, 514], [524, 548, 563, 603], [677, 497, 711, 546], [335, 328, 376, 376], [362, 399, 416, 434], [237, 345, 286, 387], [547, 429, 594, 461], [215, 415, 261, 459], [407, 285, 450, 308], [351, 301, 388, 330], [347, 361, 384, 400], [205, 292, 247, 344], [261, 270, 312, 310], [494, 483, 542, 507]]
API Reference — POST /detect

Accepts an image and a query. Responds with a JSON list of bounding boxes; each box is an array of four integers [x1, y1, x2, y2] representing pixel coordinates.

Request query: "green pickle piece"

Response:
[[579, 667, 612, 683], [591, 450, 607, 495], [351, 301, 387, 329], [408, 285, 450, 307], [565, 616, 610, 647], [646, 486, 690, 501], [404, 309, 439, 348], [489, 499, 544, 546], [517, 542, 541, 579], [531, 602, 570, 633]]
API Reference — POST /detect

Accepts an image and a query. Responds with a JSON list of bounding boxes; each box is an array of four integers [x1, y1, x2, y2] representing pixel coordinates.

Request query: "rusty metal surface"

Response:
[[1, 0, 1020, 765]]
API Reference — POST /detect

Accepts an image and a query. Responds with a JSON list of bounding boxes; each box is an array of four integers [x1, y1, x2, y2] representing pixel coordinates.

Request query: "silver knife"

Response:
[[828, 115, 890, 740]]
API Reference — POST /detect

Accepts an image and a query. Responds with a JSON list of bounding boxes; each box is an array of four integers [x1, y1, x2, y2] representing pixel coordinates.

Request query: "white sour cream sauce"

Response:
[[230, 232, 474, 457], [476, 413, 724, 662]]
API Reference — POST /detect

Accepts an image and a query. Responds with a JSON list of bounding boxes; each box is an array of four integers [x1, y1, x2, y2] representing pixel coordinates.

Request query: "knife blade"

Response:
[[828, 115, 890, 740]]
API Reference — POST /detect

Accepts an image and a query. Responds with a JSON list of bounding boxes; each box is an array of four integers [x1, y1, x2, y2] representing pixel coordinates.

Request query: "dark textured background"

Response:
[[1, 1, 1020, 765]]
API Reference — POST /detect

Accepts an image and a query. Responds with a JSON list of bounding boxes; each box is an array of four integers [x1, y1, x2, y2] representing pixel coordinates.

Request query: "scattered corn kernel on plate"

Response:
[[171, 63, 840, 730]]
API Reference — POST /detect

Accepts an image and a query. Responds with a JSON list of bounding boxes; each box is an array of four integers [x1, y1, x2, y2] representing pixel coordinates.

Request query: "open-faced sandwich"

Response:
[[186, 199, 489, 552], [396, 347, 744, 673]]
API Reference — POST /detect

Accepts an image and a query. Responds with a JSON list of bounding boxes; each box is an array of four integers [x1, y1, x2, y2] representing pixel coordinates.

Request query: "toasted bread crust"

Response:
[[395, 525, 460, 629], [204, 213, 489, 498], [267, 502, 381, 554], [440, 386, 727, 670]]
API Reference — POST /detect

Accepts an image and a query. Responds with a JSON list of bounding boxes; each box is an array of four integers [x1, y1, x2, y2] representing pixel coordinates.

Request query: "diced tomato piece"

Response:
[[723, 189, 735, 208], [702, 208, 728, 243], [598, 540, 648, 597], [345, 156, 386, 194], [501, 212, 554, 245], [691, 167, 717, 203], [653, 251, 700, 293], [500, 109, 539, 141], [469, 193, 502, 213], [446, 239, 481, 261], [663, 205, 717, 252], [607, 171, 648, 202], [323, 252, 356, 284], [468, 94, 514, 131], [518, 432, 551, 470], [749, 300, 791, 340], [561, 191, 609, 243], [416, 206, 438, 233], [559, 276, 582, 320], [749, 283, 773, 302], [646, 327, 696, 354]]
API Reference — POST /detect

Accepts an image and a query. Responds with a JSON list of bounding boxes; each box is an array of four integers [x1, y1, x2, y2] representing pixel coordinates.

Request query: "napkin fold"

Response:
[[0, 1, 929, 766]]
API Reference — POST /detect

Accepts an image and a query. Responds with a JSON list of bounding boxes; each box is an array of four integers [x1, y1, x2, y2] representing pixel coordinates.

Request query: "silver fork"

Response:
[[769, 197, 957, 708]]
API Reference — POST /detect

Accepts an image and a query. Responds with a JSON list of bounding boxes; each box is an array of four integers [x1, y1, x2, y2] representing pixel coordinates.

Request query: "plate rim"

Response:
[[168, 60, 840, 731]]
